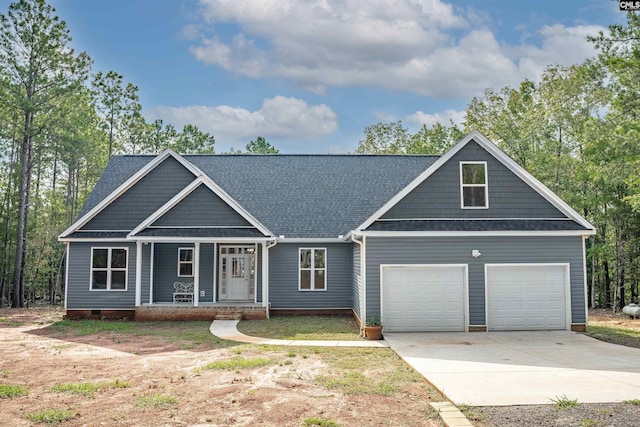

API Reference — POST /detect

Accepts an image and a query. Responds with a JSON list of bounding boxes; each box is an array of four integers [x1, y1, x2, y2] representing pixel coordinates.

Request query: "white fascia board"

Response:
[[278, 238, 347, 243], [198, 174, 273, 237], [355, 130, 595, 233], [58, 238, 132, 242], [128, 236, 272, 243], [361, 229, 595, 237], [60, 149, 200, 238]]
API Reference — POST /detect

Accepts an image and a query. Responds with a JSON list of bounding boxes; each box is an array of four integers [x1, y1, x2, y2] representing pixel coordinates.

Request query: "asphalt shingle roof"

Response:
[[78, 154, 440, 238]]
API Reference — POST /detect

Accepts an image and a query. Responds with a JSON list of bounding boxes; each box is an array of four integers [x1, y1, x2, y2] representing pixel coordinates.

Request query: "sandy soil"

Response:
[[0, 308, 442, 427]]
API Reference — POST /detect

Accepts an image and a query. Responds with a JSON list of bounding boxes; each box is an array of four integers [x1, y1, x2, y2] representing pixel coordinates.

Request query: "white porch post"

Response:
[[194, 242, 200, 307], [149, 243, 155, 304], [135, 241, 142, 307], [261, 242, 269, 313]]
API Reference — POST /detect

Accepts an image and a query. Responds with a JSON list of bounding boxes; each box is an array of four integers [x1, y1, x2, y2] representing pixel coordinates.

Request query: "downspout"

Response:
[[351, 233, 365, 335], [263, 238, 277, 319]]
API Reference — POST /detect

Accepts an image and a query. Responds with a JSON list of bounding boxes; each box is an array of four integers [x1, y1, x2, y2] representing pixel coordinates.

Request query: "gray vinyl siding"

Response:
[[382, 140, 566, 219], [152, 184, 252, 227], [153, 243, 196, 303], [66, 242, 136, 309], [352, 243, 361, 318], [365, 236, 586, 325], [199, 244, 214, 303], [269, 243, 352, 309], [81, 156, 195, 230], [152, 243, 215, 303]]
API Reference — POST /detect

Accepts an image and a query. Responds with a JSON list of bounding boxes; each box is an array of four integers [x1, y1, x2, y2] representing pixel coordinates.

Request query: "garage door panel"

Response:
[[382, 265, 466, 332], [487, 265, 567, 331]]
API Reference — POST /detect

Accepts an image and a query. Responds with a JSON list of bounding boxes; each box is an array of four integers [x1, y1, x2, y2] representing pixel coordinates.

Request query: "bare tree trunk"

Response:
[[12, 111, 33, 308]]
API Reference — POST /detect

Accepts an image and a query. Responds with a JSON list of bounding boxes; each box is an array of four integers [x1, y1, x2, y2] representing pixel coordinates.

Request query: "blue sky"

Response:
[[3, 0, 627, 153]]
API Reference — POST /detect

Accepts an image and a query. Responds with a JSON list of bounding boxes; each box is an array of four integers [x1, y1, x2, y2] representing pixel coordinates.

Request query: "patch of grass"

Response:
[[106, 378, 132, 389], [135, 393, 177, 408], [0, 383, 28, 398], [550, 394, 580, 410], [26, 408, 75, 425], [315, 371, 395, 395], [47, 319, 233, 350], [0, 317, 23, 327], [49, 382, 100, 397], [304, 417, 341, 427], [624, 399, 640, 406], [457, 405, 484, 422], [197, 356, 275, 371], [579, 419, 602, 427], [237, 315, 362, 340], [584, 324, 640, 348]]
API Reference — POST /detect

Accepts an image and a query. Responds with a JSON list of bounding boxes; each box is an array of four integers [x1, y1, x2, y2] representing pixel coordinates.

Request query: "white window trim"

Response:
[[298, 248, 327, 292], [177, 247, 195, 277], [90, 247, 128, 291], [460, 161, 488, 209]]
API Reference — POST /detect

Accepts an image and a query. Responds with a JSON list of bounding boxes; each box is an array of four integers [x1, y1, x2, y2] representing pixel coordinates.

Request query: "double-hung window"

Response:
[[299, 248, 326, 291], [178, 248, 194, 277], [460, 161, 488, 208], [91, 248, 127, 290]]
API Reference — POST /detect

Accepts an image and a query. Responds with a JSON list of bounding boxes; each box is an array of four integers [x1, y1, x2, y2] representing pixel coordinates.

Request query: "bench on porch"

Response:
[[173, 282, 194, 303]]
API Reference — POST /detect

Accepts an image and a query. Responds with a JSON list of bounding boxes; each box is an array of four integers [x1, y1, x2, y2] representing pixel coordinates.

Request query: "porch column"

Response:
[[261, 242, 268, 310], [135, 241, 142, 307], [193, 242, 200, 307]]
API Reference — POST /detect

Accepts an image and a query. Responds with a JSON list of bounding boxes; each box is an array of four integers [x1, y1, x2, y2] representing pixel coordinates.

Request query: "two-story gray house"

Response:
[[59, 131, 595, 332]]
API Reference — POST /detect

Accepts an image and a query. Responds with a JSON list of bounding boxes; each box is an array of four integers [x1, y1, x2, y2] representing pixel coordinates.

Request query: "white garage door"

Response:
[[382, 265, 466, 332], [486, 264, 568, 331]]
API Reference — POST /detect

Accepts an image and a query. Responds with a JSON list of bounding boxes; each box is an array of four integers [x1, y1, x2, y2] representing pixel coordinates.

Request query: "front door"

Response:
[[219, 246, 256, 301]]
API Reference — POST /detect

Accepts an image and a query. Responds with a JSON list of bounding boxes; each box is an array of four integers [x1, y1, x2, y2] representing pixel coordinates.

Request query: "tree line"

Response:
[[0, 0, 280, 307], [355, 14, 640, 310], [1, 0, 638, 311]]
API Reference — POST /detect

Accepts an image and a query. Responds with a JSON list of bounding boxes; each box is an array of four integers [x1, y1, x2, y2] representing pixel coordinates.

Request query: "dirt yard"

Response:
[[0, 308, 442, 427]]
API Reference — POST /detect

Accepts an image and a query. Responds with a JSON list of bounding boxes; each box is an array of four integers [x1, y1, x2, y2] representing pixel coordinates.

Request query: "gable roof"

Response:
[[60, 149, 202, 238], [62, 130, 595, 241], [128, 176, 271, 238], [355, 130, 596, 234], [67, 154, 439, 239]]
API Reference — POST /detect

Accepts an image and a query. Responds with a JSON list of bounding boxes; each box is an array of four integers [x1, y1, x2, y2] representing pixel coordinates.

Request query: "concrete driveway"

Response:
[[384, 331, 640, 406]]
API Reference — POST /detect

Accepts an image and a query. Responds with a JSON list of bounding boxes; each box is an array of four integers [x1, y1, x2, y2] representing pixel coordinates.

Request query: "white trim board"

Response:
[[360, 230, 594, 237], [355, 130, 596, 233]]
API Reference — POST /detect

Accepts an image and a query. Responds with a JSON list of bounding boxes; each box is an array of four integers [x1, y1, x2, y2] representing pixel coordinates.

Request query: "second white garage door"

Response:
[[486, 264, 569, 331], [381, 265, 467, 332]]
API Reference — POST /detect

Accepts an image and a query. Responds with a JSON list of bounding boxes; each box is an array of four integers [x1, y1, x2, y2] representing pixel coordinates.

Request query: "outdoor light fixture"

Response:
[[472, 250, 481, 258]]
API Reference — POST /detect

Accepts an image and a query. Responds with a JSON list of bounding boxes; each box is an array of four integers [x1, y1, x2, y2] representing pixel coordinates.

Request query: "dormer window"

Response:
[[460, 162, 488, 208]]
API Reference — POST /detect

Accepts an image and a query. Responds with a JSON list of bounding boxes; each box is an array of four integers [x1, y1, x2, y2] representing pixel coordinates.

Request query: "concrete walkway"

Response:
[[210, 320, 388, 347], [385, 330, 640, 406]]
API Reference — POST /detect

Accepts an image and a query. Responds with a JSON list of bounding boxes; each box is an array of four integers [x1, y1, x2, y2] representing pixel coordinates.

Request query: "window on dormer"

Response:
[[460, 162, 488, 208]]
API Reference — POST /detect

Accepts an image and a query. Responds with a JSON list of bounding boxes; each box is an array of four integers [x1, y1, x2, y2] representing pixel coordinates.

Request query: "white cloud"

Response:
[[407, 109, 466, 127], [188, 0, 606, 98], [146, 96, 338, 145]]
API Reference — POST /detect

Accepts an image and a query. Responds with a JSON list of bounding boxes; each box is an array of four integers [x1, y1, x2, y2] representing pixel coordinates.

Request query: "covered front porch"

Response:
[[132, 237, 274, 316]]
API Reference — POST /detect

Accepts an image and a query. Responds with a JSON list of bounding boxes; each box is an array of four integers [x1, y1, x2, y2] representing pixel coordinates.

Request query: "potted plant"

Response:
[[364, 316, 383, 340]]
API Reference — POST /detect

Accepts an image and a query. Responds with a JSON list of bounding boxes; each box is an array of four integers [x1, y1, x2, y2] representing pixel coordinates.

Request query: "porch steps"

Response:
[[214, 312, 243, 321]]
